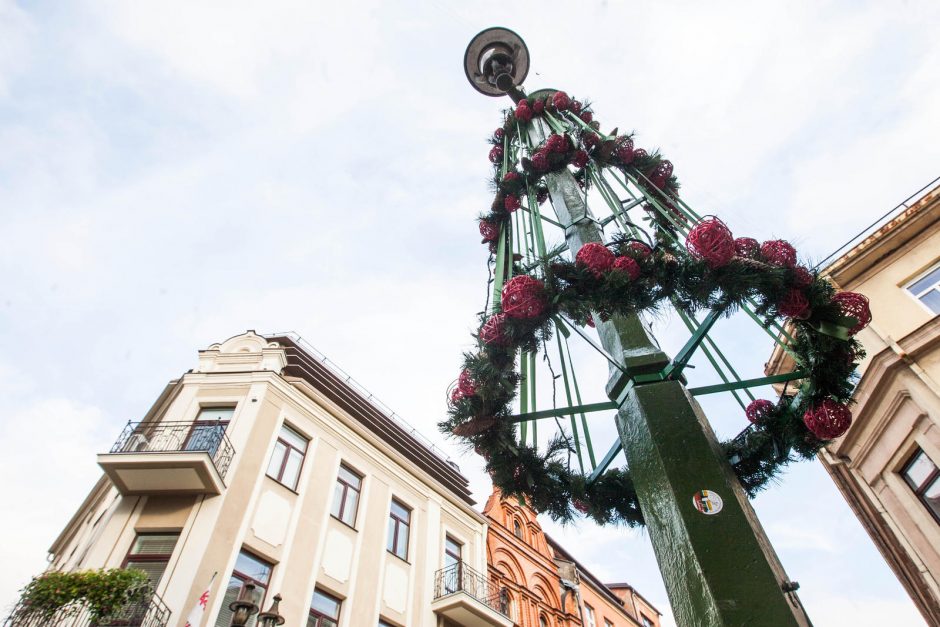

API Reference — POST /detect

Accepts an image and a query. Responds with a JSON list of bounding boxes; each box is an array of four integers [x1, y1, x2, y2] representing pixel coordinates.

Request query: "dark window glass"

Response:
[[902, 448, 940, 522], [308, 589, 341, 627], [266, 424, 308, 490], [123, 533, 179, 586], [185, 408, 233, 456], [387, 499, 411, 560], [443, 536, 462, 593], [513, 519, 523, 539], [331, 464, 363, 527], [214, 550, 273, 627]]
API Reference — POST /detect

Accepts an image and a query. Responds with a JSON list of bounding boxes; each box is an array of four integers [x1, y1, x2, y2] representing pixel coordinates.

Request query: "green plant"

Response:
[[14, 569, 150, 621]]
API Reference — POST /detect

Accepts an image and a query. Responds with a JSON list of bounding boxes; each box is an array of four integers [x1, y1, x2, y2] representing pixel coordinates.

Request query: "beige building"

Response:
[[766, 183, 940, 624], [33, 331, 511, 627]]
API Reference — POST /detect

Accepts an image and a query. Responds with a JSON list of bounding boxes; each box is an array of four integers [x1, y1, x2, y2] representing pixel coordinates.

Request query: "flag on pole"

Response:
[[185, 572, 217, 627]]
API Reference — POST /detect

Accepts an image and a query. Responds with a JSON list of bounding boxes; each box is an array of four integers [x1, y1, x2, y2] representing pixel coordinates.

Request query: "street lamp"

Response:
[[257, 594, 286, 627], [228, 584, 259, 627], [463, 27, 529, 99]]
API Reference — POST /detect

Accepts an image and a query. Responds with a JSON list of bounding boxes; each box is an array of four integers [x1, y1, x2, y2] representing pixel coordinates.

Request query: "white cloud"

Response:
[[0, 0, 33, 97]]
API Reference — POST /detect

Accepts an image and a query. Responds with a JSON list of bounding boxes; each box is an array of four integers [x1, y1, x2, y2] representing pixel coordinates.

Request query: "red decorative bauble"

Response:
[[501, 275, 548, 320], [502, 171, 521, 184], [531, 151, 549, 172], [546, 133, 567, 153], [760, 240, 797, 268], [504, 194, 521, 213], [457, 369, 477, 397], [570, 100, 582, 114], [582, 133, 600, 150], [489, 146, 503, 164], [831, 292, 872, 335], [572, 150, 589, 168], [536, 189, 548, 204], [647, 160, 674, 189], [572, 499, 589, 514], [533, 99, 545, 114], [803, 399, 852, 439], [792, 266, 814, 288], [479, 219, 499, 243], [580, 111, 593, 124], [494, 128, 504, 140], [632, 148, 648, 161], [552, 91, 571, 111], [612, 256, 641, 280], [515, 102, 533, 123], [625, 241, 652, 260], [576, 242, 615, 277], [686, 217, 735, 268], [614, 137, 635, 164], [449, 387, 464, 405], [734, 237, 760, 259], [480, 313, 510, 346], [778, 288, 811, 319], [745, 399, 775, 424]]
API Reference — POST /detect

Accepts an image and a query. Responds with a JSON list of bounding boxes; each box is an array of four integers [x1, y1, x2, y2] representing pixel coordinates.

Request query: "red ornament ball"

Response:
[[803, 399, 853, 439], [489, 146, 504, 164], [572, 150, 589, 168], [533, 99, 545, 114], [478, 219, 499, 243], [572, 499, 589, 514], [546, 133, 567, 153], [632, 148, 649, 161], [576, 242, 615, 277], [531, 151, 549, 172], [778, 289, 811, 319], [570, 100, 582, 114], [760, 239, 797, 268], [831, 291, 872, 335], [792, 266, 814, 288], [458, 369, 477, 397], [552, 91, 571, 111], [612, 256, 641, 280], [449, 387, 464, 405], [745, 399, 775, 424], [614, 137, 635, 164], [501, 275, 548, 320], [504, 194, 521, 213], [582, 133, 600, 150], [625, 241, 653, 260], [580, 111, 593, 124], [734, 237, 760, 259], [502, 171, 521, 185], [536, 189, 548, 204], [494, 128, 504, 140], [480, 313, 510, 346], [515, 102, 533, 123], [686, 217, 735, 268], [647, 160, 674, 189]]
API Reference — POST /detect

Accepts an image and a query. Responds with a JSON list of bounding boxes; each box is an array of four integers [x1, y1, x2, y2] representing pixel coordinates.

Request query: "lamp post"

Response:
[[258, 594, 286, 627], [228, 584, 259, 627], [462, 27, 810, 627]]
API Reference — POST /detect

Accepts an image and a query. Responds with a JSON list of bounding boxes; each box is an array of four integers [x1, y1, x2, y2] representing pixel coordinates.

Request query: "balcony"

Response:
[[432, 563, 513, 627], [5, 589, 171, 626], [98, 421, 234, 496]]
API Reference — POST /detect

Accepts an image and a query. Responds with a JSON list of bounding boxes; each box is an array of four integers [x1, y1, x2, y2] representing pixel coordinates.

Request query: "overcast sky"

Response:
[[2, 1, 939, 625]]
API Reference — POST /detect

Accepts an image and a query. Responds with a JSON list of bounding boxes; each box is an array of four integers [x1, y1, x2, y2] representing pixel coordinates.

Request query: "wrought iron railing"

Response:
[[433, 562, 508, 617], [4, 590, 171, 627], [109, 420, 235, 479]]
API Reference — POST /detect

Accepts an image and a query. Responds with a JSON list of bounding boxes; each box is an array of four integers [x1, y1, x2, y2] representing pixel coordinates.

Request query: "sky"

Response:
[[1, 0, 939, 625]]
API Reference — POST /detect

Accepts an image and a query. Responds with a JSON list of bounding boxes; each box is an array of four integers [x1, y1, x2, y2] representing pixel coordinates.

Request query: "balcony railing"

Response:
[[4, 590, 171, 627], [110, 420, 235, 480], [434, 562, 508, 617]]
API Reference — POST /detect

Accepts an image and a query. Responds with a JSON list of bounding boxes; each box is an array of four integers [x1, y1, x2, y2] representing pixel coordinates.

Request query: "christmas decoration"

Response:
[[612, 256, 641, 280], [792, 266, 814, 288], [831, 291, 872, 335], [745, 399, 776, 424], [734, 237, 760, 259], [489, 146, 503, 164], [777, 289, 811, 320], [552, 90, 571, 111], [647, 160, 674, 189], [515, 101, 533, 123], [576, 242, 615, 277], [504, 194, 522, 212], [501, 275, 548, 319], [803, 399, 852, 439], [480, 313, 510, 346], [625, 241, 652, 260], [572, 150, 589, 168], [760, 239, 797, 268], [685, 217, 735, 268], [457, 369, 477, 397], [479, 219, 499, 243]]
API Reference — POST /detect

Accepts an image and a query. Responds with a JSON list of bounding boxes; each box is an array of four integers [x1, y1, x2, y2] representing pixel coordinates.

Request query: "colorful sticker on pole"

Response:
[[692, 490, 723, 515]]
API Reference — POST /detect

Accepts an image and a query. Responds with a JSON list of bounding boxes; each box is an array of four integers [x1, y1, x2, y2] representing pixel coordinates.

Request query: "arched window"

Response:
[[539, 615, 549, 627], [513, 519, 524, 539]]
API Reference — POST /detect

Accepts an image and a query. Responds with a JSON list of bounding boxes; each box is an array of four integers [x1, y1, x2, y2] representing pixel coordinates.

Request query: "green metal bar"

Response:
[[556, 332, 585, 473], [739, 303, 803, 364], [507, 401, 619, 423], [529, 350, 538, 447], [675, 309, 749, 411], [587, 439, 624, 484], [562, 328, 598, 468], [689, 371, 807, 396], [519, 349, 529, 444], [665, 309, 723, 379]]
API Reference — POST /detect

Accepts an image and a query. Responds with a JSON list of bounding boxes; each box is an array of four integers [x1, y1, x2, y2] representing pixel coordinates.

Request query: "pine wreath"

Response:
[[441, 90, 870, 527]]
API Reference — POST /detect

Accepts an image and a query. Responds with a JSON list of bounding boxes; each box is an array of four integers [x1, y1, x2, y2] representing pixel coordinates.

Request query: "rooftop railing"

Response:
[[109, 420, 235, 480]]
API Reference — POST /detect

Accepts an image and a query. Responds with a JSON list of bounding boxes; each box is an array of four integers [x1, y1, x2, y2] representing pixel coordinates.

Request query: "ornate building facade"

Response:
[[483, 490, 661, 627], [766, 182, 940, 624]]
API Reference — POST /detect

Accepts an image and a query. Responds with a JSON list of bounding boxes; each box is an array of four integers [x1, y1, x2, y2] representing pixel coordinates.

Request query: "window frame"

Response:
[[387, 498, 412, 561], [121, 532, 180, 586], [184, 406, 234, 455], [309, 588, 341, 626], [215, 549, 274, 627], [584, 603, 596, 627], [266, 423, 309, 491], [331, 463, 363, 528], [901, 447, 940, 524], [904, 260, 940, 315]]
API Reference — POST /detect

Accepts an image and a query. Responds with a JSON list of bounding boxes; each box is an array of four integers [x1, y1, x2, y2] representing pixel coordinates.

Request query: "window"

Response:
[[378, 621, 395, 627], [605, 620, 615, 627], [584, 604, 596, 627], [641, 616, 655, 627], [185, 407, 233, 456], [443, 536, 462, 593], [215, 550, 273, 627], [387, 499, 411, 560], [539, 616, 549, 627], [308, 589, 341, 627], [513, 519, 523, 539], [123, 533, 179, 585], [902, 448, 940, 522], [266, 424, 308, 490], [906, 262, 940, 314], [331, 464, 362, 527]]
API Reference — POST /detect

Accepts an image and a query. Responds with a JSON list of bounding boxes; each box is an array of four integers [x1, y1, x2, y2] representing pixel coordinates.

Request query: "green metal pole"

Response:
[[525, 105, 810, 627]]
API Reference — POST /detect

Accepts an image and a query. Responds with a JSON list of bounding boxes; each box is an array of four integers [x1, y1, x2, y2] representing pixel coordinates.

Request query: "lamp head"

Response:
[[464, 27, 529, 97]]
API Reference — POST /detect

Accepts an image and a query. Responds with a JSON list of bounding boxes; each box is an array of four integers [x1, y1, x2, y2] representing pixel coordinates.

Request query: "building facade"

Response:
[[483, 490, 661, 627], [30, 331, 511, 627], [766, 183, 940, 624]]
